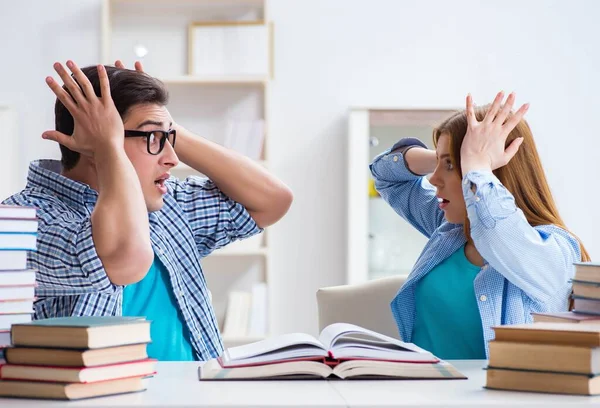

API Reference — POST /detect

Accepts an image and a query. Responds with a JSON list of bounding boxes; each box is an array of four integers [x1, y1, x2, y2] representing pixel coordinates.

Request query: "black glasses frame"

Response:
[[124, 129, 177, 155]]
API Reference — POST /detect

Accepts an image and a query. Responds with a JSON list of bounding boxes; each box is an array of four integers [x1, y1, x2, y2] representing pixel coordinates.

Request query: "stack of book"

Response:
[[0, 316, 156, 400], [0, 205, 38, 354], [486, 322, 600, 395], [532, 262, 600, 324], [200, 323, 466, 380]]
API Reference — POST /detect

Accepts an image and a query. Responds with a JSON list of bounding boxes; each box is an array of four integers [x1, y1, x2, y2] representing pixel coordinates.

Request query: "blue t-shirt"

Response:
[[122, 254, 195, 361], [412, 245, 486, 359]]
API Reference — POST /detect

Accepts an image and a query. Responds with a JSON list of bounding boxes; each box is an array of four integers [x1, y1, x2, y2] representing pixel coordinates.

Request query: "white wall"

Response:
[[1, 0, 599, 336], [0, 0, 101, 185], [267, 0, 600, 335]]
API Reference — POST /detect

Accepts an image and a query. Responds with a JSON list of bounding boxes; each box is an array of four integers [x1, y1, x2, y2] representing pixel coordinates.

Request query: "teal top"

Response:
[[412, 245, 486, 359], [122, 254, 195, 361]]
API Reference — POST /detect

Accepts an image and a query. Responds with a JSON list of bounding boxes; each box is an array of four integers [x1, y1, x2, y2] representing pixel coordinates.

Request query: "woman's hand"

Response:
[[460, 91, 529, 174]]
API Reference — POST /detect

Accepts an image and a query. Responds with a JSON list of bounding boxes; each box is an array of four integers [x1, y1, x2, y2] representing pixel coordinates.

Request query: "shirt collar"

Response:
[[26, 159, 99, 210]]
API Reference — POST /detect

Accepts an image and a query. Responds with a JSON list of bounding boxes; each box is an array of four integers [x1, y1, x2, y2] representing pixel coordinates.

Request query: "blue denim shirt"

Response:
[[370, 138, 581, 357]]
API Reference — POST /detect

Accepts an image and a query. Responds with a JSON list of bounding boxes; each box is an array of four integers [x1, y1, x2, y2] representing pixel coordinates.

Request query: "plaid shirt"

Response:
[[370, 138, 581, 357], [3, 160, 262, 360]]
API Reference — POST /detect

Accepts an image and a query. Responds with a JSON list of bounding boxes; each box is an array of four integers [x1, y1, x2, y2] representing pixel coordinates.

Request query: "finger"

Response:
[[134, 61, 144, 72], [53, 62, 87, 105], [503, 137, 524, 164], [495, 92, 515, 126], [115, 60, 125, 69], [504, 102, 529, 130], [484, 91, 505, 124], [466, 94, 477, 126], [97, 65, 112, 104], [66, 60, 96, 100], [42, 130, 77, 150], [45, 76, 78, 113]]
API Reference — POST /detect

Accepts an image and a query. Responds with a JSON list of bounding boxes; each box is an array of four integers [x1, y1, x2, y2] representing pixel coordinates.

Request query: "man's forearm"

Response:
[[174, 125, 292, 228], [91, 145, 153, 285]]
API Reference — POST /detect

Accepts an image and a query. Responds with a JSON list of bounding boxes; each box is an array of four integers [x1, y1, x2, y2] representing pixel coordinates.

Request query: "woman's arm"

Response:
[[465, 170, 580, 303], [370, 138, 445, 239]]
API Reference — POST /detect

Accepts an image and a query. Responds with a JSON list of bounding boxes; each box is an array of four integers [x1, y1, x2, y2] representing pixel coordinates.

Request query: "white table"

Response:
[[3, 361, 600, 407]]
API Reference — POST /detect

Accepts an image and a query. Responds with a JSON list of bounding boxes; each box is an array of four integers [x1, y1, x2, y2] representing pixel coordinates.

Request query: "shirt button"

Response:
[[475, 196, 480, 202], [479, 295, 487, 302], [393, 156, 399, 162], [463, 179, 469, 185]]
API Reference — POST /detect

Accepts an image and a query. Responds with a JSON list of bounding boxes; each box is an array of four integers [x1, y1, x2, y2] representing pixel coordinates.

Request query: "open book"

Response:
[[199, 323, 466, 380]]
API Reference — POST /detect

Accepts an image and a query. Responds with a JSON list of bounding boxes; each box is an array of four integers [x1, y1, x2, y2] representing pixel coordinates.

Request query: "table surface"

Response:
[[3, 360, 600, 407]]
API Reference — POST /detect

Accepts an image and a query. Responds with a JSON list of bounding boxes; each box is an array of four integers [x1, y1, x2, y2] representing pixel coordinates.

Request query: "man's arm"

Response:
[[173, 124, 293, 229], [42, 61, 153, 285]]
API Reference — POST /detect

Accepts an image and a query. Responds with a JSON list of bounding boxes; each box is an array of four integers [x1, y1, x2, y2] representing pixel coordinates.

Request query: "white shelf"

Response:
[[172, 161, 267, 175], [161, 75, 267, 86], [208, 247, 267, 257]]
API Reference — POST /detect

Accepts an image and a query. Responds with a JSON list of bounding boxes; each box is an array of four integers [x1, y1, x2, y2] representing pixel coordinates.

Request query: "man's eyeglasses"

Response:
[[124, 129, 176, 155]]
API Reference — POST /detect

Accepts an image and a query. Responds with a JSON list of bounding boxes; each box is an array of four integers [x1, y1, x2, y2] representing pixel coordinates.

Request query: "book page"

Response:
[[223, 333, 327, 366], [200, 358, 332, 380], [318, 323, 436, 362], [332, 359, 466, 379]]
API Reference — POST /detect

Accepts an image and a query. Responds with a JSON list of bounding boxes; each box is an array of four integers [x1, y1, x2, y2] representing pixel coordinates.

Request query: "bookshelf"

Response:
[[347, 108, 455, 285], [101, 0, 272, 349]]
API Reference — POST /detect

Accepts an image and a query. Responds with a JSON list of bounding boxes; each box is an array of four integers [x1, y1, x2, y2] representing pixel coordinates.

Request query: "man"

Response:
[[3, 60, 293, 361]]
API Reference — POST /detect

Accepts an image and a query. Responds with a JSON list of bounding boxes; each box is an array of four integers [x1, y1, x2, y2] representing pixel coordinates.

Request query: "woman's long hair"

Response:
[[433, 105, 590, 264]]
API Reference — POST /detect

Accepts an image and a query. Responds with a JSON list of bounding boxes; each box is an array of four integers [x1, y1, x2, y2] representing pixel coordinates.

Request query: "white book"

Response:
[[248, 282, 267, 337], [0, 313, 32, 330], [0, 251, 28, 271], [199, 323, 467, 381], [0, 206, 36, 220], [0, 286, 35, 301], [222, 291, 252, 338], [223, 120, 265, 160], [222, 323, 435, 367], [0, 219, 38, 233], [0, 270, 36, 286], [0, 330, 10, 347], [0, 234, 36, 251], [0, 299, 34, 314]]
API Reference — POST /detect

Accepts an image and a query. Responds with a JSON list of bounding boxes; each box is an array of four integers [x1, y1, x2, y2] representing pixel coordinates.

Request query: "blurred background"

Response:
[[0, 0, 598, 344]]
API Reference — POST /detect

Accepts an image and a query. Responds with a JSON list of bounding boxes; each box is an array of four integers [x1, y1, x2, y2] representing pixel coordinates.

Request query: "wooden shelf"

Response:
[[161, 75, 267, 86]]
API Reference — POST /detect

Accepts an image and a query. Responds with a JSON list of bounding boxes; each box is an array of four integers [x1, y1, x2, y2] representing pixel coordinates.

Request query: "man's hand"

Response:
[[115, 60, 144, 73], [42, 61, 124, 158]]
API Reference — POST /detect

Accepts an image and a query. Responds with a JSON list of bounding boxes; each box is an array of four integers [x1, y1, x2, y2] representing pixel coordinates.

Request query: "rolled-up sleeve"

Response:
[[167, 176, 263, 257], [370, 137, 445, 239], [31, 213, 118, 297], [464, 170, 580, 303]]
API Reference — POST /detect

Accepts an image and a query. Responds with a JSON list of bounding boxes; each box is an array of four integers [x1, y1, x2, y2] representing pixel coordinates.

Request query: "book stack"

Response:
[[486, 323, 600, 395], [0, 316, 156, 400], [200, 323, 466, 380], [532, 262, 600, 324], [0, 205, 38, 356]]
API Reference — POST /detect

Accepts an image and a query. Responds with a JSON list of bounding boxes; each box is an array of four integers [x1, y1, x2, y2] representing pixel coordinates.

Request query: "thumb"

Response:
[[503, 137, 524, 163], [42, 131, 76, 150]]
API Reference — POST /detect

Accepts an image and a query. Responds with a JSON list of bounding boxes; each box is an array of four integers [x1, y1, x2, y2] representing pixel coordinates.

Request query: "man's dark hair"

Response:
[[55, 65, 169, 170]]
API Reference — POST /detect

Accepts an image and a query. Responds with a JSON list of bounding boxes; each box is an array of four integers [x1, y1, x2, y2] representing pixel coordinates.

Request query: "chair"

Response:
[[316, 275, 407, 340]]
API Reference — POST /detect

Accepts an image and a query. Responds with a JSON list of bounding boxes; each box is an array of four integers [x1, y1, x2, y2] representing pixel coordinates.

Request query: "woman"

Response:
[[370, 92, 590, 359]]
